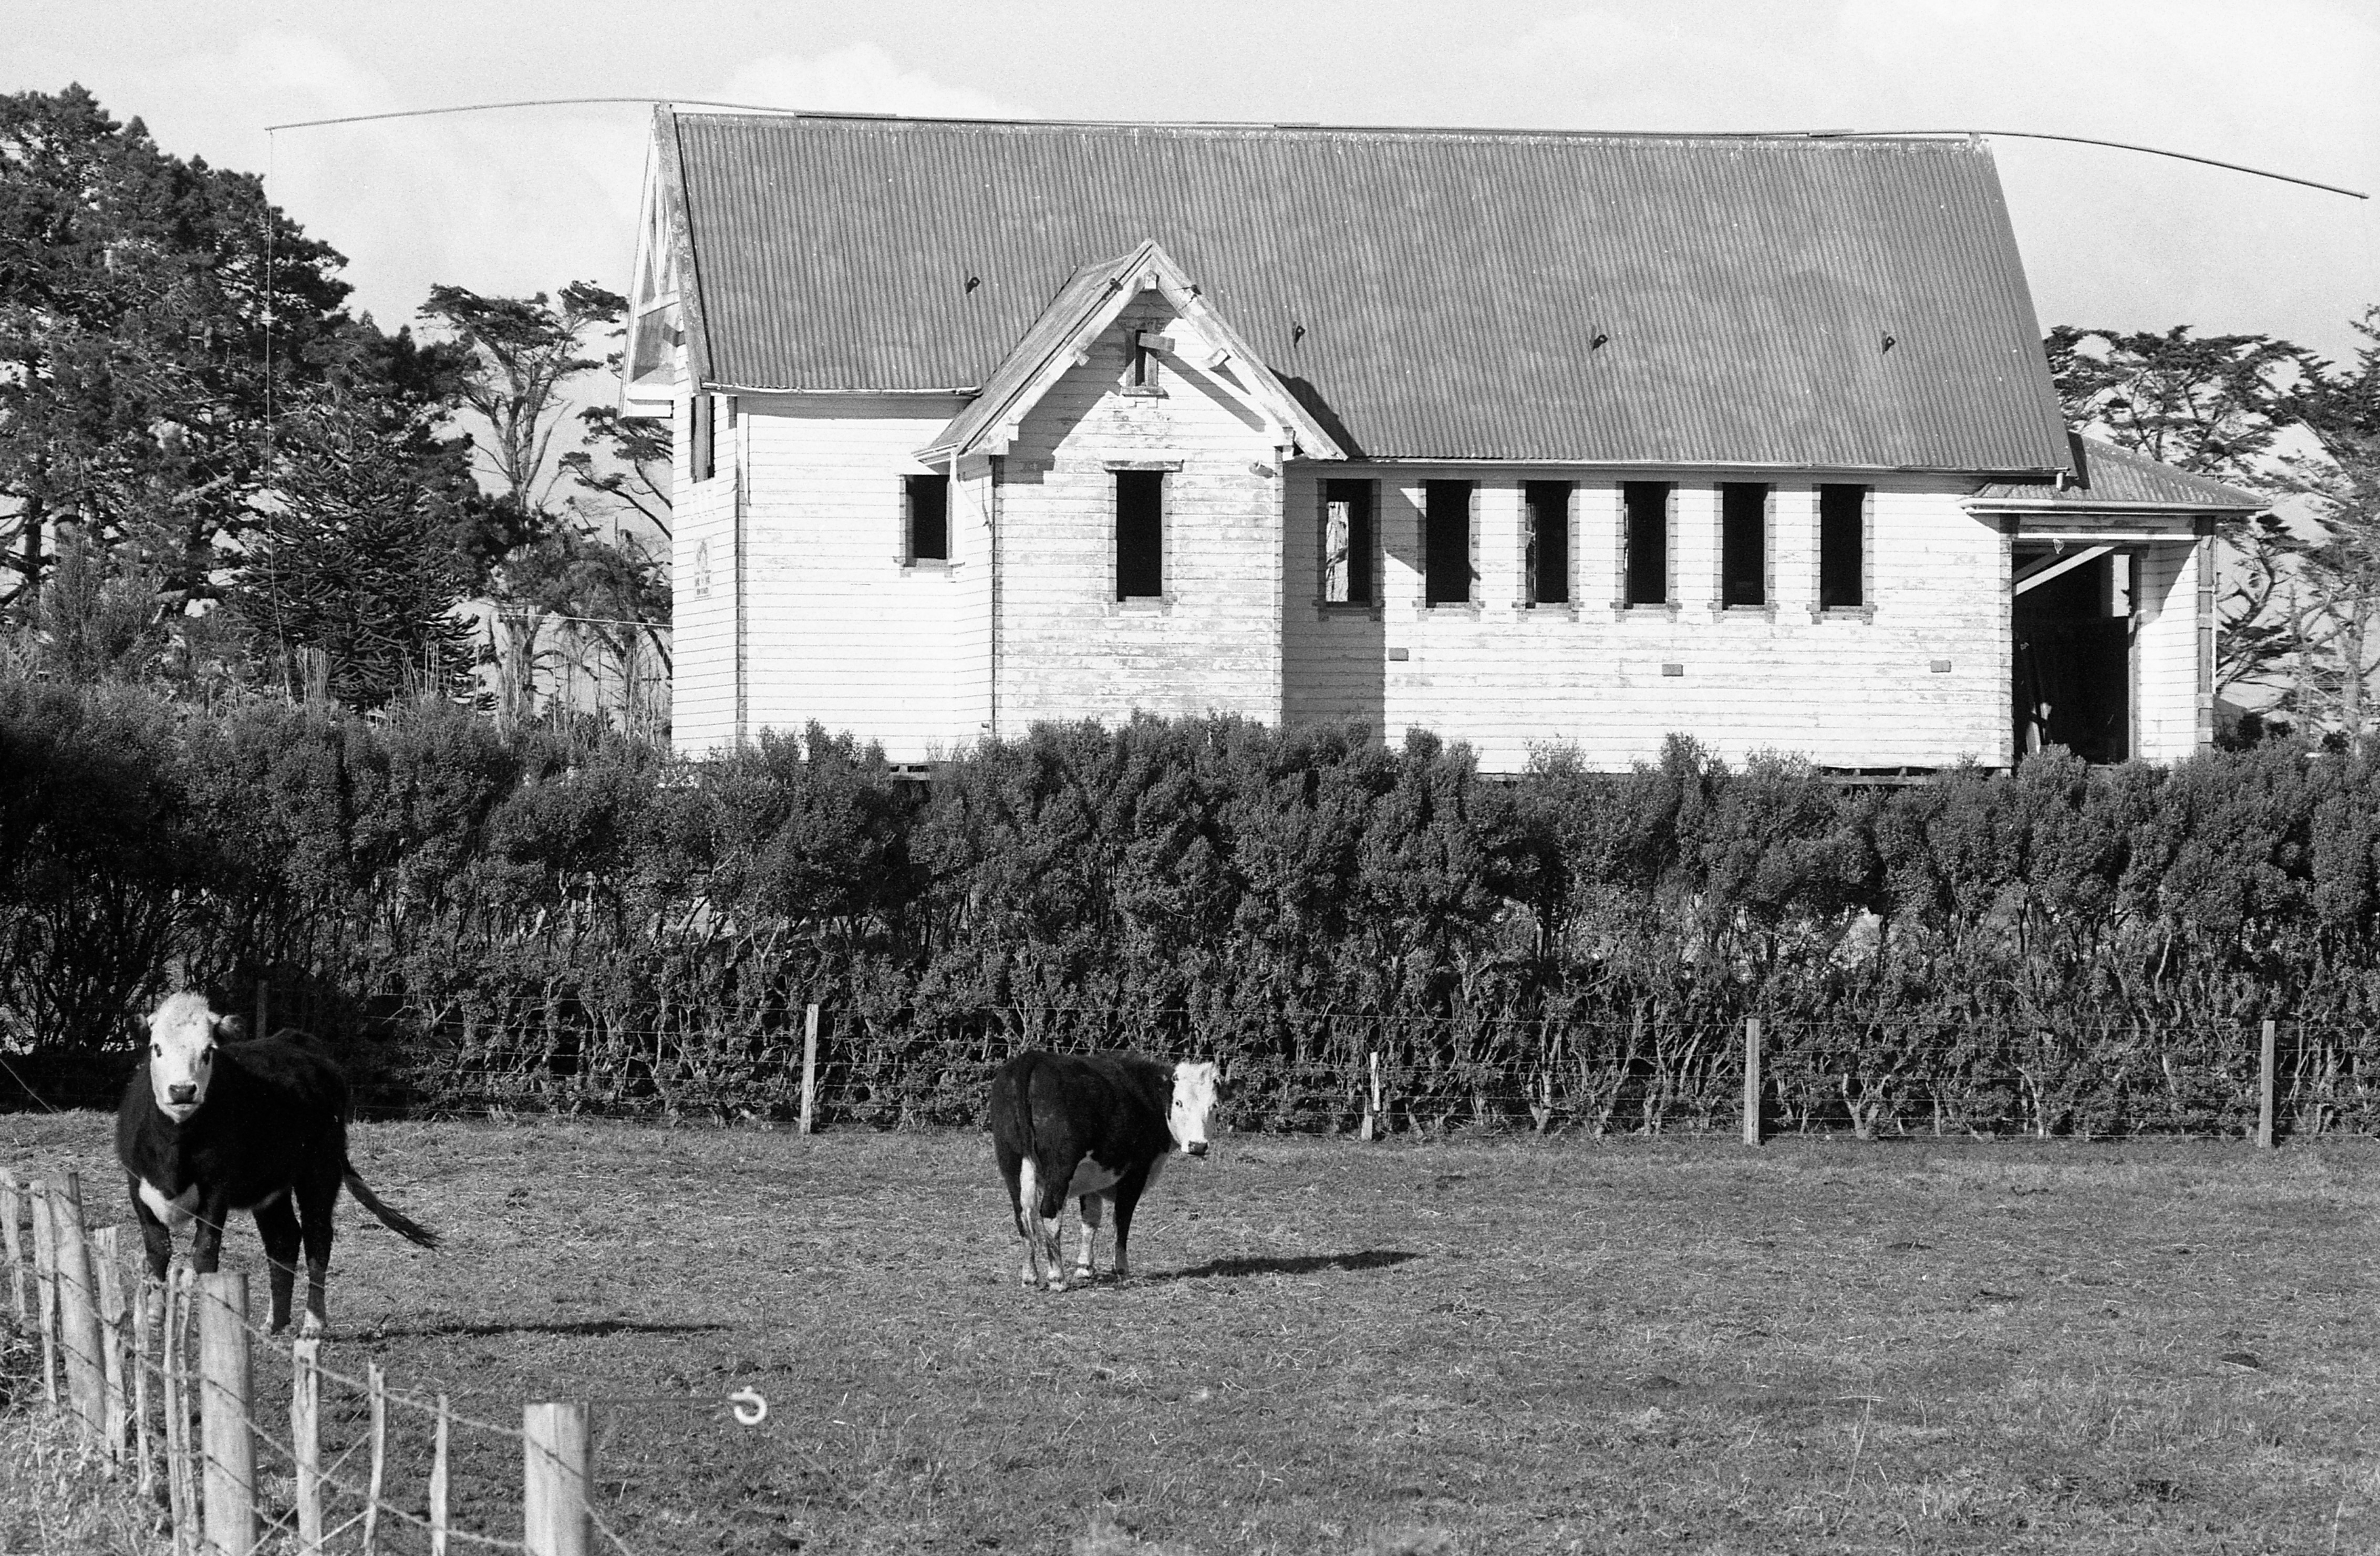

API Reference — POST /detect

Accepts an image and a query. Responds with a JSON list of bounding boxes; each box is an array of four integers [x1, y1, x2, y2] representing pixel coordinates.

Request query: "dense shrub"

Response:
[[1, 680, 2373, 1136]]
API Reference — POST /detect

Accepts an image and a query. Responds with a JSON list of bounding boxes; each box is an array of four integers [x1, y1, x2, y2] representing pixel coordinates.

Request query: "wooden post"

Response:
[[799, 1003, 820, 1135], [28, 1179, 58, 1404], [164, 1272, 194, 1556], [364, 1363, 388, 1555], [134, 1280, 157, 1501], [53, 1174, 110, 1447], [196, 1271, 256, 1556], [291, 1338, 323, 1555], [523, 1402, 593, 1556], [1742, 1018, 1763, 1147], [1360, 1050, 1380, 1141], [93, 1226, 130, 1467], [429, 1395, 452, 1556], [0, 1169, 25, 1324], [2257, 1017, 2278, 1150]]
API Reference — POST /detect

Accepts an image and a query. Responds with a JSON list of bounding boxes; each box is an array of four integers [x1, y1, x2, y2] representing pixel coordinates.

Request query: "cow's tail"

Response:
[[341, 1163, 441, 1250]]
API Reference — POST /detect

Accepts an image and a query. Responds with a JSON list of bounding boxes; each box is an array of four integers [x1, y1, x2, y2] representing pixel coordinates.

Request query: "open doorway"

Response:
[[2013, 544, 2131, 763]]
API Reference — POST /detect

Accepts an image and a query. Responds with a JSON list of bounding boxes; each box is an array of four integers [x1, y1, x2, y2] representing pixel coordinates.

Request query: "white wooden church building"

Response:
[[621, 109, 2263, 771]]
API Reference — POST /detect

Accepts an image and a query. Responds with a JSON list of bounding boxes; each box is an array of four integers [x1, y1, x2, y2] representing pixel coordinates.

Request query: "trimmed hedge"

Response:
[[2, 677, 2374, 1136]]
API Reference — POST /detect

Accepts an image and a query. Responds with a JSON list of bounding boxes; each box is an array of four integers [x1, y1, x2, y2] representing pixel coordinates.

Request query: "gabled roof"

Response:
[[655, 109, 2073, 473], [1969, 433, 2268, 511], [916, 239, 1346, 463]]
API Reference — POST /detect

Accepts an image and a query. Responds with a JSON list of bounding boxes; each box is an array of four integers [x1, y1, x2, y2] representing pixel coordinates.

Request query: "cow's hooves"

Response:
[[299, 1316, 325, 1338], [1045, 1279, 1068, 1292]]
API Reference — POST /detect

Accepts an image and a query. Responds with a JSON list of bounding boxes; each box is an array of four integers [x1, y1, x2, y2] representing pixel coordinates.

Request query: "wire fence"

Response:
[[0, 1168, 771, 1556]]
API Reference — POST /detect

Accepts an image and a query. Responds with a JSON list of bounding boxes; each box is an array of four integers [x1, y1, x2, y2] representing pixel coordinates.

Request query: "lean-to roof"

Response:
[[1971, 433, 2268, 511], [658, 110, 2073, 472]]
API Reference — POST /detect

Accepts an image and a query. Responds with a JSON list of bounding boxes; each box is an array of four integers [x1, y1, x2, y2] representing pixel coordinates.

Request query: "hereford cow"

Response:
[[117, 992, 439, 1334], [989, 1050, 1222, 1290]]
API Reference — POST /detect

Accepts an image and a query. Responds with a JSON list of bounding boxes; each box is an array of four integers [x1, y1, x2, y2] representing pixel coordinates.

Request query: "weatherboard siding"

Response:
[[691, 396, 975, 761], [1281, 469, 2011, 771], [2133, 537, 2203, 764], [991, 306, 1286, 731]]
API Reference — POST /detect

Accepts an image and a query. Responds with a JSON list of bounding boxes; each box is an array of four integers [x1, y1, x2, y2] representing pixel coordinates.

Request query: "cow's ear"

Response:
[[212, 1012, 244, 1042]]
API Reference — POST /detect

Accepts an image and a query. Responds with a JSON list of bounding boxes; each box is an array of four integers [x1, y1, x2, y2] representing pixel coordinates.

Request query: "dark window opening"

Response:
[[1525, 481, 1571, 605], [906, 473, 950, 563], [1623, 482, 1670, 605], [1424, 480, 1474, 605], [1819, 485, 1866, 609], [1129, 329, 1159, 391], [1721, 483, 1768, 607], [1322, 479, 1375, 604], [690, 393, 715, 483], [1115, 470, 1164, 599]]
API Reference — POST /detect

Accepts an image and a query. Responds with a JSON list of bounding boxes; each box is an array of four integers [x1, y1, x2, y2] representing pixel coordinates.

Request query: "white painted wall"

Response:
[[669, 390, 740, 755]]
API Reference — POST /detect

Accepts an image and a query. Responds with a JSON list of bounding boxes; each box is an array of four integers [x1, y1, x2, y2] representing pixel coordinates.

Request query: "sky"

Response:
[[9, 0, 2378, 365]]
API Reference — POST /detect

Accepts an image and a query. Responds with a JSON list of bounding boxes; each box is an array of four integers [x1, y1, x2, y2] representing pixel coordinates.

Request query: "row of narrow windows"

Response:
[[895, 471, 1869, 609]]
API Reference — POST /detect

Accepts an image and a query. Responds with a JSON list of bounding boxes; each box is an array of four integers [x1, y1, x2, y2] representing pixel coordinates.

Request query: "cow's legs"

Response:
[[1074, 1194, 1104, 1283], [296, 1171, 338, 1335], [127, 1174, 173, 1283], [1111, 1161, 1156, 1281], [1014, 1158, 1043, 1287], [254, 1196, 302, 1333], [1019, 1153, 1074, 1291], [189, 1190, 234, 1275]]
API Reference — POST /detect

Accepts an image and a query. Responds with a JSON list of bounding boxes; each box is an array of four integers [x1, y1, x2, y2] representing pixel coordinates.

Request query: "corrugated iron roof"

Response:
[[661, 111, 2074, 472], [1971, 433, 2267, 509]]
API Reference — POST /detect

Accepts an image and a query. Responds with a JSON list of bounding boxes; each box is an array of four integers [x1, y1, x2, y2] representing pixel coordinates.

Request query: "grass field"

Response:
[[4, 1114, 2377, 1555]]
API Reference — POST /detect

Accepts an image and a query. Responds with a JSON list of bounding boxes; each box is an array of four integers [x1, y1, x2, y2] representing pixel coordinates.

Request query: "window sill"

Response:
[[1721, 604, 1779, 620], [897, 558, 957, 574], [1517, 601, 1580, 619], [1312, 600, 1383, 619], [1816, 605, 1877, 623], [1612, 602, 1681, 620], [1118, 387, 1168, 400], [1109, 595, 1175, 615], [1420, 601, 1481, 616]]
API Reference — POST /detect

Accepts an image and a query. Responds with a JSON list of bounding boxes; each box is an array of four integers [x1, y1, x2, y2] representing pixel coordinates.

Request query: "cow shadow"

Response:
[[368, 1318, 733, 1341], [1153, 1250, 1421, 1282]]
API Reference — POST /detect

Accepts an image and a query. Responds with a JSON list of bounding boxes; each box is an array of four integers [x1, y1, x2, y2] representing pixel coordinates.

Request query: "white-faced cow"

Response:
[[989, 1050, 1221, 1291], [116, 992, 439, 1334]]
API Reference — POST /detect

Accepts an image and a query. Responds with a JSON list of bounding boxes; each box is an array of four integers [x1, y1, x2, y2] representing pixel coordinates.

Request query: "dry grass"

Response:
[[4, 1114, 2376, 1554]]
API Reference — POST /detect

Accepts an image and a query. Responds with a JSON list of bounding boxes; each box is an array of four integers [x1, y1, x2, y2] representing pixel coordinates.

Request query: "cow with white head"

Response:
[[117, 992, 439, 1334], [988, 1052, 1225, 1290]]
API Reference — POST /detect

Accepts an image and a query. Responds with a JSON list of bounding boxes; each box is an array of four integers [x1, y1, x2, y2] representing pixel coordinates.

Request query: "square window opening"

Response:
[[1322, 479, 1375, 604], [1721, 483, 1768, 607], [1115, 470, 1165, 599], [1622, 482, 1670, 605], [1819, 484, 1867, 609], [1525, 481, 1571, 605], [1424, 480, 1474, 606]]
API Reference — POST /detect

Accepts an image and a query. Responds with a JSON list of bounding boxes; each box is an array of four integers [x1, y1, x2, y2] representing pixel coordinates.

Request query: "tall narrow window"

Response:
[[1721, 483, 1768, 607], [690, 393, 716, 483], [905, 473, 949, 563], [1525, 481, 1571, 605], [1322, 479, 1375, 604], [1424, 480, 1473, 606], [1623, 482, 1670, 606], [1115, 470, 1165, 599], [1819, 484, 1867, 609]]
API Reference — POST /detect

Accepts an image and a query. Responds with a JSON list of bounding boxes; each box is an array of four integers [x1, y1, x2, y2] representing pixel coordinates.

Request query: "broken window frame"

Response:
[[1321, 478, 1377, 605], [1818, 483, 1869, 611], [1720, 482, 1770, 609], [1621, 482, 1671, 607], [1423, 480, 1476, 607], [1524, 481, 1572, 606]]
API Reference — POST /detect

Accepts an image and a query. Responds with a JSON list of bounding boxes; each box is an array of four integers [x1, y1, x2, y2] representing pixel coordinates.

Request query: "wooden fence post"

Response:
[[799, 1003, 820, 1135], [291, 1337, 323, 1555], [2257, 1018, 2278, 1150], [134, 1279, 157, 1501], [196, 1271, 256, 1556], [1360, 1050, 1381, 1141], [523, 1402, 593, 1556], [430, 1395, 452, 1556], [1742, 1018, 1763, 1147], [93, 1226, 130, 1467], [0, 1169, 25, 1324], [53, 1174, 111, 1448], [28, 1179, 58, 1405], [164, 1271, 194, 1556], [364, 1363, 388, 1555]]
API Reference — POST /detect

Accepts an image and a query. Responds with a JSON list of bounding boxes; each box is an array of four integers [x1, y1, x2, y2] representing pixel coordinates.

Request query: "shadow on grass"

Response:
[[370, 1318, 733, 1340], [1154, 1250, 1422, 1282]]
